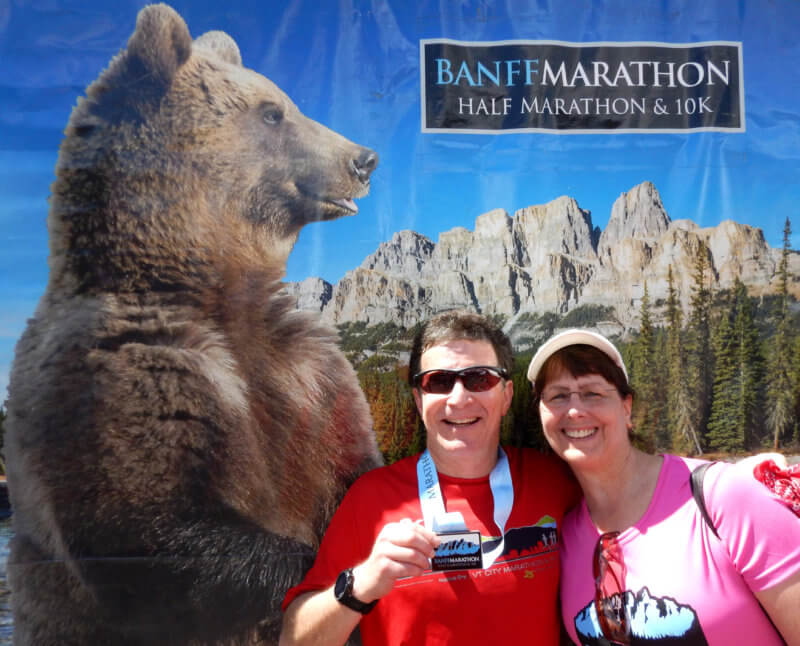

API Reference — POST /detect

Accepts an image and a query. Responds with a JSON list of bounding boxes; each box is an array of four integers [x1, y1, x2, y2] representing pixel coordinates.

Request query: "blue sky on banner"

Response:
[[1, 0, 799, 397]]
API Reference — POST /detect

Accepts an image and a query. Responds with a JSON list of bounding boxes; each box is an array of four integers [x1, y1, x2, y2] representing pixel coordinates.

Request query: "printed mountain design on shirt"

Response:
[[575, 587, 708, 646], [481, 517, 558, 560]]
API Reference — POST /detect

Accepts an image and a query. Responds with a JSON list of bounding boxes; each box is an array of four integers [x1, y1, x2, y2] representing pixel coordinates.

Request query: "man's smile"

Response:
[[444, 416, 480, 427]]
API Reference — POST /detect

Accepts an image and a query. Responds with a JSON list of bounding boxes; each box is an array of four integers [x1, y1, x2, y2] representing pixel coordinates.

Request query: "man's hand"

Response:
[[351, 519, 440, 602]]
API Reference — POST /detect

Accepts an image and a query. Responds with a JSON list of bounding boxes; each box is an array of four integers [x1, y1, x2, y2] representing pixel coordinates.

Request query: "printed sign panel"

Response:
[[421, 40, 744, 133]]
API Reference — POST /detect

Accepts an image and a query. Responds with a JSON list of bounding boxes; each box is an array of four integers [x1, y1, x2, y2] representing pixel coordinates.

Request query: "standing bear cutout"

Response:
[[5, 4, 382, 645]]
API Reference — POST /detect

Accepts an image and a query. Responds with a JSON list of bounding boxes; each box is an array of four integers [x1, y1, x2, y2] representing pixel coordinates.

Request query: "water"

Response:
[[0, 517, 11, 645]]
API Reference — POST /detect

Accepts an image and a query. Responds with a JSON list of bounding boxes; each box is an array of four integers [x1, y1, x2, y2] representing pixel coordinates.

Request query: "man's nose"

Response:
[[447, 378, 471, 401]]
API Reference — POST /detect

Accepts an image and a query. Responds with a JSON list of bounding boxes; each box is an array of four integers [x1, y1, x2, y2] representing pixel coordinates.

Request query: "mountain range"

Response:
[[287, 182, 799, 338]]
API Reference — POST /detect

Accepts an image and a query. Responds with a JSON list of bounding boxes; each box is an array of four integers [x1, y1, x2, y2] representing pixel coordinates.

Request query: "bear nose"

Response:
[[351, 149, 378, 183]]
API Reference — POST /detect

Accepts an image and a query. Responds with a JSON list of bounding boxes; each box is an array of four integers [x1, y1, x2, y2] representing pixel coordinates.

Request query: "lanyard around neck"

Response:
[[416, 447, 514, 568]]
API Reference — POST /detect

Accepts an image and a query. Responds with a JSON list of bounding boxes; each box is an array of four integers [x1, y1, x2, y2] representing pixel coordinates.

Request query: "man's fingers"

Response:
[[377, 541, 433, 571], [378, 520, 438, 555]]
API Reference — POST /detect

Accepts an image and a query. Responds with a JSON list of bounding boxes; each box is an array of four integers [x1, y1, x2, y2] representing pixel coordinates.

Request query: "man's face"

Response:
[[413, 339, 513, 478]]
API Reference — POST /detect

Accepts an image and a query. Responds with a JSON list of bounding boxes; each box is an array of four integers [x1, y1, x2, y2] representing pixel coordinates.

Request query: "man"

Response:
[[280, 310, 579, 646]]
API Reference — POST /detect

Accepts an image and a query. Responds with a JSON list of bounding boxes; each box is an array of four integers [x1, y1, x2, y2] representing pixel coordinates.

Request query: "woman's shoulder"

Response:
[[673, 455, 770, 499], [662, 452, 706, 472]]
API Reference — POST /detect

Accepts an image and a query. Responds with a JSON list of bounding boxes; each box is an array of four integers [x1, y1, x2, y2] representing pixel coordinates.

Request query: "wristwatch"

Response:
[[334, 568, 378, 614]]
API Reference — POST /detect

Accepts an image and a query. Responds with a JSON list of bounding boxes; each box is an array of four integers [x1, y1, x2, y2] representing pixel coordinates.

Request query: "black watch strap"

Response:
[[334, 568, 378, 614]]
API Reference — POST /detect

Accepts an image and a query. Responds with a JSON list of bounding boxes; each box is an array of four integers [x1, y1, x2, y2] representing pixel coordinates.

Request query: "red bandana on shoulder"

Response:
[[754, 460, 800, 517]]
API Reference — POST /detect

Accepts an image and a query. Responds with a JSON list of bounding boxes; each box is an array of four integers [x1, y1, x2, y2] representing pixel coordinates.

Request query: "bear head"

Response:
[[49, 2, 378, 293]]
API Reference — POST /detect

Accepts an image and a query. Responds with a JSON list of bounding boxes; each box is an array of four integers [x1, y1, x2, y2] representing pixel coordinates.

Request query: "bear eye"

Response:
[[262, 105, 283, 125]]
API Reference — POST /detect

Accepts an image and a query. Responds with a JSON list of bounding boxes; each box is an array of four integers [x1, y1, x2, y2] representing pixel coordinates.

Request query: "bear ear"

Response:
[[126, 3, 193, 88], [194, 31, 243, 67]]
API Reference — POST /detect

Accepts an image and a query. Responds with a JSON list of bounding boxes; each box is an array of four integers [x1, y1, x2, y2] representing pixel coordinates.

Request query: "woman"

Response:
[[527, 328, 800, 646]]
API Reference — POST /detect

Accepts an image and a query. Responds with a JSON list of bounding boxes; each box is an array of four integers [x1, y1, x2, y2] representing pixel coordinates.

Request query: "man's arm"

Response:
[[280, 519, 439, 646], [279, 588, 362, 646]]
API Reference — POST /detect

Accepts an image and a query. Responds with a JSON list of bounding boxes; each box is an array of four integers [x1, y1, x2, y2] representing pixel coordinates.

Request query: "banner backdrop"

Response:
[[1, 1, 799, 643], [1, 1, 799, 396]]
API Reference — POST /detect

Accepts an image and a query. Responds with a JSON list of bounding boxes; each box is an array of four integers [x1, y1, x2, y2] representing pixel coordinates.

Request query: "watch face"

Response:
[[334, 569, 351, 598]]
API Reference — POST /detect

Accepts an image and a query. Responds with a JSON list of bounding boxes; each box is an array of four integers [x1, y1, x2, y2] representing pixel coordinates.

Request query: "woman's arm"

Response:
[[756, 571, 800, 646]]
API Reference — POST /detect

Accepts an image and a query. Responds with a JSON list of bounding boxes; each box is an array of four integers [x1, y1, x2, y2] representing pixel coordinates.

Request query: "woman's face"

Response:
[[538, 367, 632, 469]]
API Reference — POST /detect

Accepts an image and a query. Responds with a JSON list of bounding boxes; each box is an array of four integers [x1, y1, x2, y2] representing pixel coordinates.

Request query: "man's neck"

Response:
[[427, 445, 499, 479]]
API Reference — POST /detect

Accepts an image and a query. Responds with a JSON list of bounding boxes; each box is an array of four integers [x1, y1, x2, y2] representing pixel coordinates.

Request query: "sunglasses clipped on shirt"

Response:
[[413, 366, 509, 394], [593, 531, 631, 645]]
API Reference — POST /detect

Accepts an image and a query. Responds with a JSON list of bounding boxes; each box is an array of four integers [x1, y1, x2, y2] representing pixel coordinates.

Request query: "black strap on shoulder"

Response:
[[690, 462, 721, 540]]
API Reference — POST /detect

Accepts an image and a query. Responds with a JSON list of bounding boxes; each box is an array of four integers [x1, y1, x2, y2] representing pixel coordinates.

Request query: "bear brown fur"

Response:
[[5, 4, 382, 645]]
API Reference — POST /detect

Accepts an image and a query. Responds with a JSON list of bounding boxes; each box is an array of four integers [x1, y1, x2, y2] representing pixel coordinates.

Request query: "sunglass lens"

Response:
[[421, 371, 457, 394], [597, 599, 628, 644], [593, 532, 629, 645], [461, 368, 501, 392]]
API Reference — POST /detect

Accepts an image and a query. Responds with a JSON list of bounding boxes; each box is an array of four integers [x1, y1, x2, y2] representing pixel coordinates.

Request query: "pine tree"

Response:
[[707, 280, 764, 452], [630, 282, 659, 451], [665, 266, 698, 453], [766, 217, 796, 449], [707, 293, 741, 451], [732, 280, 764, 449], [792, 335, 800, 444], [653, 327, 671, 450], [684, 243, 713, 453]]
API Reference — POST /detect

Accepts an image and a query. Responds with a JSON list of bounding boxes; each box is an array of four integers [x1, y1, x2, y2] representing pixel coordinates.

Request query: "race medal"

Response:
[[416, 448, 513, 570], [431, 530, 483, 571]]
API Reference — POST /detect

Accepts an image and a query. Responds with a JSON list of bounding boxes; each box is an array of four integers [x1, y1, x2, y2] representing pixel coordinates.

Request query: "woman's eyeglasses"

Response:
[[540, 387, 619, 409], [413, 366, 509, 394], [593, 531, 630, 645]]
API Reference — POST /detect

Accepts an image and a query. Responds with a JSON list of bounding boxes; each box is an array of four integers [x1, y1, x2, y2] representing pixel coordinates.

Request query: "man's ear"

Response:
[[413, 388, 424, 417], [502, 379, 514, 415]]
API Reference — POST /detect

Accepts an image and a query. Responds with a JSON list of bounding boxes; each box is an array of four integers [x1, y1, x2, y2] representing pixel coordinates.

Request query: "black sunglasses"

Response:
[[593, 531, 630, 645], [413, 366, 509, 394]]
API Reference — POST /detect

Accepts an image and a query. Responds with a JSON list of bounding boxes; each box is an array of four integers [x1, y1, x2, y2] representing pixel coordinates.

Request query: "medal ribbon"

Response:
[[416, 448, 514, 568]]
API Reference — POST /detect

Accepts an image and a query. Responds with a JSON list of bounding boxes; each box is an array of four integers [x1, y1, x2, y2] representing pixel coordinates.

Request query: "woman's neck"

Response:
[[576, 449, 664, 534]]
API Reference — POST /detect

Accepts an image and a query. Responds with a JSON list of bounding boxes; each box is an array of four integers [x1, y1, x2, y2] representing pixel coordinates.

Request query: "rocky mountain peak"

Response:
[[361, 229, 434, 275], [599, 181, 671, 259], [287, 181, 799, 336]]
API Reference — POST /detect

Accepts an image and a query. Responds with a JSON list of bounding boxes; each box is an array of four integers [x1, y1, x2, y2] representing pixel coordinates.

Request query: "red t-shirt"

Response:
[[282, 447, 579, 645]]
